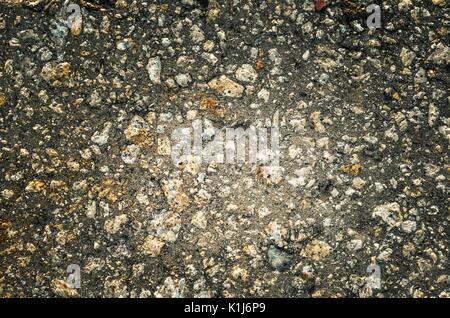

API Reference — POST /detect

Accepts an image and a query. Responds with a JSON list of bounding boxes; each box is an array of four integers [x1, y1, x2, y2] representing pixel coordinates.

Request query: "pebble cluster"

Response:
[[0, 0, 448, 297]]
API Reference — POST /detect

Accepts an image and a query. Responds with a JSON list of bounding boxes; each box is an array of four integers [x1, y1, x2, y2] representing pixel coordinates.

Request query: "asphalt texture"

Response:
[[0, 0, 449, 298]]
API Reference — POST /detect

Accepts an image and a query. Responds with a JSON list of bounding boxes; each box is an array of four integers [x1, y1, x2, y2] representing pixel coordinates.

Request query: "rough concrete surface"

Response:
[[0, 0, 449, 298]]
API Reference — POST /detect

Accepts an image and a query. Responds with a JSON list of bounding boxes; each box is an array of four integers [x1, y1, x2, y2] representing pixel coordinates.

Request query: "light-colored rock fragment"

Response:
[[175, 73, 192, 87], [268, 245, 292, 271], [401, 220, 417, 233], [301, 240, 332, 261], [91, 122, 112, 146], [428, 103, 439, 127], [150, 212, 182, 243], [104, 214, 128, 234], [428, 43, 450, 65], [257, 88, 270, 102], [124, 115, 153, 147], [191, 25, 205, 43], [231, 265, 249, 281], [347, 239, 363, 251], [86, 201, 96, 218], [432, 0, 445, 5], [191, 211, 207, 229], [25, 180, 45, 192], [372, 202, 401, 227], [121, 144, 141, 164], [2, 189, 14, 199], [208, 75, 244, 98], [162, 179, 190, 212], [51, 279, 79, 298], [142, 236, 165, 257], [400, 47, 415, 67], [257, 165, 284, 185], [235, 64, 257, 83], [398, 0, 412, 12], [414, 67, 427, 84], [352, 177, 366, 189], [147, 56, 161, 84], [154, 276, 186, 298], [67, 5, 82, 36], [378, 248, 393, 261], [310, 112, 326, 133], [41, 62, 71, 86]]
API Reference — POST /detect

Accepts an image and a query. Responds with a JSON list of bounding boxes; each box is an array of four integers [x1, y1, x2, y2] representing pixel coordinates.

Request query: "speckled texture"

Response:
[[0, 0, 449, 298]]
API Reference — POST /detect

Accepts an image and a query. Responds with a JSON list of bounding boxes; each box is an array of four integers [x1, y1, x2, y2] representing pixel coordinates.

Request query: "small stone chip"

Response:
[[235, 64, 257, 83], [51, 279, 79, 298], [267, 245, 292, 271], [147, 56, 161, 84], [208, 75, 244, 98], [0, 93, 7, 107], [301, 240, 332, 261], [25, 180, 45, 192], [104, 214, 128, 235], [41, 62, 71, 86], [341, 164, 363, 175], [142, 235, 165, 257]]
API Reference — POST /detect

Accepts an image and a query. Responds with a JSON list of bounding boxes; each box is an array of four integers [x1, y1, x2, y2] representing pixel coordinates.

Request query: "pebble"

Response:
[[267, 245, 292, 271], [85, 201, 97, 218], [191, 25, 205, 43], [257, 88, 270, 102], [104, 214, 128, 235], [175, 73, 192, 87], [142, 236, 165, 257], [40, 62, 71, 86], [124, 116, 153, 147], [235, 64, 258, 83], [428, 43, 450, 65], [91, 122, 112, 146], [121, 144, 141, 164], [401, 220, 417, 233], [301, 240, 332, 261], [400, 47, 415, 67], [372, 202, 401, 227], [147, 56, 162, 84], [414, 68, 427, 84], [208, 75, 244, 98], [162, 179, 190, 212], [25, 180, 45, 192]]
